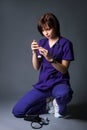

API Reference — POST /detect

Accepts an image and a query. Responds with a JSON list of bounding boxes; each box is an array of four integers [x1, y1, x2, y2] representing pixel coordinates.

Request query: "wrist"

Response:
[[32, 50, 36, 54], [49, 58, 57, 63]]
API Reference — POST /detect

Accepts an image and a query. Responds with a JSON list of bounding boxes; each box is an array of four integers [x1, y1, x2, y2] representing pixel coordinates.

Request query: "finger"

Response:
[[32, 44, 38, 48], [31, 44, 39, 51], [31, 42, 39, 48], [39, 50, 44, 54], [32, 42, 38, 45], [39, 50, 47, 57], [39, 50, 45, 56], [39, 47, 47, 52], [33, 39, 37, 42]]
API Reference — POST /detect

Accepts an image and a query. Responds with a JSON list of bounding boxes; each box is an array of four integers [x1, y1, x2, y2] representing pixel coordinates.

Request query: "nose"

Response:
[[43, 30, 49, 36], [45, 31, 48, 35]]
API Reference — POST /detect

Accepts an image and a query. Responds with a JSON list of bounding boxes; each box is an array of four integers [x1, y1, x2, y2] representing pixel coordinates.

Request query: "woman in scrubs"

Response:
[[12, 13, 74, 118]]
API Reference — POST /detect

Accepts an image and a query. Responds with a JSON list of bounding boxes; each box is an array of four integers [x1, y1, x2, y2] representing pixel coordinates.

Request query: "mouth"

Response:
[[46, 35, 50, 38]]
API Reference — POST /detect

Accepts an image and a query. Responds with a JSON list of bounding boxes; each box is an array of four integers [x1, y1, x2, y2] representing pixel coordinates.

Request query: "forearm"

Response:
[[51, 62, 68, 74], [49, 59, 70, 74], [32, 51, 40, 70]]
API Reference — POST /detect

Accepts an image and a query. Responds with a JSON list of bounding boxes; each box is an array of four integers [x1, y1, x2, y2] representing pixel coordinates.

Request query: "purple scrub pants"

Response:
[[12, 84, 73, 117]]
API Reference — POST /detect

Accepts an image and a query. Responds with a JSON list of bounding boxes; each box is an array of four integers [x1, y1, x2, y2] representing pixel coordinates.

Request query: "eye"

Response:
[[42, 27, 51, 31], [46, 28, 51, 31], [46, 29, 50, 31]]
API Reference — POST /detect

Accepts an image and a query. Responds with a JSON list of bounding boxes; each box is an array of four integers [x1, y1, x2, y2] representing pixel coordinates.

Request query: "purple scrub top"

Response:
[[33, 37, 74, 90]]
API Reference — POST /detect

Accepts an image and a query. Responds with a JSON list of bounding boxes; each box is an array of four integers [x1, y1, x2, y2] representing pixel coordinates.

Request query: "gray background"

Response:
[[0, 0, 87, 105], [0, 1, 87, 130]]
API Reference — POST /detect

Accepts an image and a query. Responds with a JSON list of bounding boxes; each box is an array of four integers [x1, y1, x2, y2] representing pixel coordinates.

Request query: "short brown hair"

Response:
[[37, 13, 60, 37]]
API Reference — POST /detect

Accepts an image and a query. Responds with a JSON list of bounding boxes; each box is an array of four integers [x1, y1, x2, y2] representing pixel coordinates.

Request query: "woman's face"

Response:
[[42, 25, 55, 39]]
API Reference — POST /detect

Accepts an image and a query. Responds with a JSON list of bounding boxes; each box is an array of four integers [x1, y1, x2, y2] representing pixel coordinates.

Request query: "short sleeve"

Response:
[[62, 41, 74, 61]]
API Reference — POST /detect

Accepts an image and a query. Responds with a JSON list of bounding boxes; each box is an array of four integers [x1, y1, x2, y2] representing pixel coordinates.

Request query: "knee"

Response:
[[12, 107, 20, 118], [12, 106, 25, 118], [56, 90, 73, 104], [53, 84, 73, 104]]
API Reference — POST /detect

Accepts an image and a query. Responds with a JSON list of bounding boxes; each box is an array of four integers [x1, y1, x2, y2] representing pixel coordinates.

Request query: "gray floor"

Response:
[[0, 101, 87, 130]]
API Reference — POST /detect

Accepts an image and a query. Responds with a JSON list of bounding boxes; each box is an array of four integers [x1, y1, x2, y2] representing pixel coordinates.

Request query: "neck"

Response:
[[49, 36, 59, 42], [49, 37, 59, 48]]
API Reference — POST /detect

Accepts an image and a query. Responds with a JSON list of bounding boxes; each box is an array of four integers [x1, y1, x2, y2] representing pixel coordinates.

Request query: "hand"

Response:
[[31, 40, 39, 53], [38, 47, 52, 62]]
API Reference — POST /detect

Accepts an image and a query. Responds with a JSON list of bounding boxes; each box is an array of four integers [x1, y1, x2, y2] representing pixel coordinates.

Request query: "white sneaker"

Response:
[[48, 104, 54, 114], [46, 99, 54, 114], [53, 99, 63, 118]]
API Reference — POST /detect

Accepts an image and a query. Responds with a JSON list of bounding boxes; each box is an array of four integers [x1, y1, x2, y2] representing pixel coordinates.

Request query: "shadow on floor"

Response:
[[65, 103, 87, 121]]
